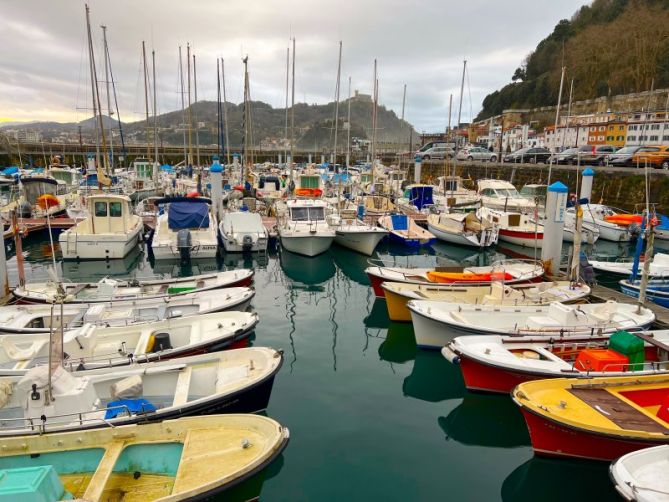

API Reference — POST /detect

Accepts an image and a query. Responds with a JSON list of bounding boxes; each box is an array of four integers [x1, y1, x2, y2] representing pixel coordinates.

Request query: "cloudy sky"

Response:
[[0, 0, 586, 131]]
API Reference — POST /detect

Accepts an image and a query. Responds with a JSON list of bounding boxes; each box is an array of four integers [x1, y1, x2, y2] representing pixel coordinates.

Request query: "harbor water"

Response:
[[8, 231, 668, 501]]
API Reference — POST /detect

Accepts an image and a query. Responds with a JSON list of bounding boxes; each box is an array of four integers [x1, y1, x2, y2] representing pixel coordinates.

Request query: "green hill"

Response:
[[476, 0, 669, 120]]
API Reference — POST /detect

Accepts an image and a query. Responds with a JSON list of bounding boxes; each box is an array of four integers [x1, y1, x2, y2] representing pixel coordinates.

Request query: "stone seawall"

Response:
[[400, 160, 669, 213]]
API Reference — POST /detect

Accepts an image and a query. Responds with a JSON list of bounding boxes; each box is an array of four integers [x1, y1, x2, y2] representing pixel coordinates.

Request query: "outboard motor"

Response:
[[176, 228, 192, 263], [242, 234, 254, 253], [579, 251, 596, 286], [18, 201, 32, 219]]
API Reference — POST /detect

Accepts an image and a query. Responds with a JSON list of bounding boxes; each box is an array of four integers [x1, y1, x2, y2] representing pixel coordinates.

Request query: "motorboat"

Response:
[[444, 329, 669, 393], [433, 176, 480, 209], [621, 278, 669, 308], [1, 176, 68, 219], [0, 347, 283, 436], [59, 194, 142, 260], [328, 209, 387, 256], [479, 206, 543, 248], [0, 310, 258, 375], [151, 197, 219, 261], [126, 158, 158, 203], [477, 179, 535, 213], [591, 253, 669, 277], [219, 210, 269, 253], [408, 300, 655, 348], [610, 445, 669, 501], [12, 270, 254, 304], [378, 214, 436, 248], [381, 280, 591, 322], [512, 373, 669, 460], [0, 287, 255, 334], [427, 211, 498, 248], [0, 414, 288, 501], [567, 204, 639, 242], [359, 195, 395, 217], [366, 259, 544, 297], [277, 198, 335, 257]]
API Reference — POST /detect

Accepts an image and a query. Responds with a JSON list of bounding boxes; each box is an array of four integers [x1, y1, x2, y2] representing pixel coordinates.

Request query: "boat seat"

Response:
[[82, 441, 126, 502], [172, 366, 193, 407], [1, 338, 47, 361]]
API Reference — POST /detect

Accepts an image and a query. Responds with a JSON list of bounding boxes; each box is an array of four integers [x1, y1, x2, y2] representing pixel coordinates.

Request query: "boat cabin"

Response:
[[520, 184, 547, 203], [403, 184, 434, 210], [287, 199, 327, 222], [477, 179, 522, 200], [133, 159, 155, 181], [87, 194, 135, 234]]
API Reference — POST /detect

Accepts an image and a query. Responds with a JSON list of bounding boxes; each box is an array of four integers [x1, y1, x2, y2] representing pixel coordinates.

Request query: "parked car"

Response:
[[417, 141, 448, 153], [579, 145, 618, 166], [456, 147, 497, 162], [608, 146, 642, 167], [418, 145, 455, 161], [629, 145, 669, 169], [503, 147, 551, 163], [548, 147, 580, 164]]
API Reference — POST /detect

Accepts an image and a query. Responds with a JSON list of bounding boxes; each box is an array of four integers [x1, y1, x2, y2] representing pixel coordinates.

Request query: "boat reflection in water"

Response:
[[438, 393, 529, 448], [378, 321, 417, 364], [220, 447, 286, 502], [403, 349, 465, 403], [364, 299, 391, 330], [220, 248, 272, 270], [501, 457, 617, 502], [61, 245, 145, 281], [279, 248, 335, 287], [331, 246, 376, 286], [149, 256, 221, 278]]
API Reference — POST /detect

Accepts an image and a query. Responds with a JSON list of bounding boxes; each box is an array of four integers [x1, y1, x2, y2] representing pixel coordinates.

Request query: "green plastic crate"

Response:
[[609, 330, 644, 371], [0, 466, 72, 501]]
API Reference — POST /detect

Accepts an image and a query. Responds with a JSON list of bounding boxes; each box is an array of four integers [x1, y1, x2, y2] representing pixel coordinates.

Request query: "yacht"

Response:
[[151, 196, 219, 261], [277, 198, 335, 256], [328, 208, 388, 256], [477, 179, 535, 213], [59, 194, 142, 260]]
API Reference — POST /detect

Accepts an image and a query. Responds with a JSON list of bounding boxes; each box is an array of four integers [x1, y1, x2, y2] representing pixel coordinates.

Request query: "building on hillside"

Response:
[[605, 121, 627, 148], [587, 123, 607, 145], [625, 111, 669, 146]]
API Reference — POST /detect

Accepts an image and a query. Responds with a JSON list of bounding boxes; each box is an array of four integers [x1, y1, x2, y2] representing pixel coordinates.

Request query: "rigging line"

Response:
[[104, 30, 126, 161]]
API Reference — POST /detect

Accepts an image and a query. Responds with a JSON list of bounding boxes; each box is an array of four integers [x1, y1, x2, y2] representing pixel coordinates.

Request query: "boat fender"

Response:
[[441, 345, 460, 364]]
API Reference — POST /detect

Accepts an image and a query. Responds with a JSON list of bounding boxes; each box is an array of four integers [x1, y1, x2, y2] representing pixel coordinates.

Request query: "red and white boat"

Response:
[[365, 259, 544, 297], [479, 206, 543, 248], [443, 330, 669, 393]]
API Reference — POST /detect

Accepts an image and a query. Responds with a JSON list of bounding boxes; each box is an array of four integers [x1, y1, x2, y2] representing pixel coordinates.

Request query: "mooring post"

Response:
[[541, 181, 568, 277]]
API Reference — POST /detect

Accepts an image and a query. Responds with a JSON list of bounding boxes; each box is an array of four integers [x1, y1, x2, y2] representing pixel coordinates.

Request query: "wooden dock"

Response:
[[3, 217, 77, 240], [590, 284, 669, 329]]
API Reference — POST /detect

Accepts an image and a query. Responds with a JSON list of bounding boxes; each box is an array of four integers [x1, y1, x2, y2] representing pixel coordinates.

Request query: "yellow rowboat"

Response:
[[512, 374, 669, 461], [0, 414, 289, 501], [381, 281, 591, 322]]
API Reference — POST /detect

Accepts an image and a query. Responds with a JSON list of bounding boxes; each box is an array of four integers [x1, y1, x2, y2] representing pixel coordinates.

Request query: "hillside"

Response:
[[476, 0, 669, 120]]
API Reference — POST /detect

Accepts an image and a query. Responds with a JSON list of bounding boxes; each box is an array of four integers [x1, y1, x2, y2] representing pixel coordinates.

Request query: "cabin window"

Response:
[[291, 207, 309, 221], [109, 202, 122, 217], [300, 176, 320, 189], [94, 202, 107, 217], [309, 207, 325, 220]]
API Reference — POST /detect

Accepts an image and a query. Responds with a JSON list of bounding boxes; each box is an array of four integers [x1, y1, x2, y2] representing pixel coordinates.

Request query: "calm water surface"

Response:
[[8, 232, 667, 501]]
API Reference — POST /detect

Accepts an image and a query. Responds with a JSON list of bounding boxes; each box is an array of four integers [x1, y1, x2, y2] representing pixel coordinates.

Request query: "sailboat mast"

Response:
[[85, 4, 108, 173], [456, 59, 466, 150], [186, 43, 193, 167], [217, 58, 222, 159], [105, 32, 125, 167], [221, 58, 231, 166], [141, 41, 151, 160], [85, 4, 101, 169], [370, 59, 378, 184], [346, 76, 351, 169], [178, 46, 187, 166], [152, 49, 159, 174], [101, 25, 113, 171], [284, 46, 289, 165], [290, 37, 295, 184], [400, 83, 406, 169], [332, 41, 342, 172], [193, 53, 200, 167], [241, 56, 249, 183], [547, 65, 566, 186]]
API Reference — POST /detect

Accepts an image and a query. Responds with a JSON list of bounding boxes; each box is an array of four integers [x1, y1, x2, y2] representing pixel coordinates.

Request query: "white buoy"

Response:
[[580, 167, 594, 201], [210, 156, 223, 221], [308, 153, 312, 164], [541, 181, 568, 277], [414, 155, 422, 184]]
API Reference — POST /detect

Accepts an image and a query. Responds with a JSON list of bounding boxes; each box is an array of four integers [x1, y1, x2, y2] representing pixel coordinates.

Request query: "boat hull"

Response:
[[59, 227, 142, 261], [280, 235, 334, 257], [151, 243, 219, 260], [458, 353, 549, 393], [620, 281, 669, 308], [334, 230, 386, 256], [384, 287, 413, 322], [427, 223, 483, 247], [389, 231, 435, 248], [498, 229, 543, 248], [409, 305, 459, 349]]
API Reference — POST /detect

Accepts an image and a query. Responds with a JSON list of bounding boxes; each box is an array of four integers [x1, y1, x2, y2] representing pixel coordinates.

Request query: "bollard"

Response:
[[541, 181, 568, 277], [210, 156, 223, 221], [580, 167, 594, 201], [414, 155, 422, 184]]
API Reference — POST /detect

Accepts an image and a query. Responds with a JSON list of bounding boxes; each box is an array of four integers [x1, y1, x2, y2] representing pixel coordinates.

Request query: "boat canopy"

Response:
[[168, 201, 210, 230], [258, 175, 280, 191], [406, 184, 434, 210]]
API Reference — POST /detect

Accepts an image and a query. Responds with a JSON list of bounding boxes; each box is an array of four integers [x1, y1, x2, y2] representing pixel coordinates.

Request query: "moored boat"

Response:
[[426, 211, 498, 248], [378, 214, 436, 248], [219, 210, 269, 253], [329, 211, 387, 256], [591, 253, 669, 277], [621, 278, 669, 308], [277, 198, 335, 257], [610, 445, 669, 501]]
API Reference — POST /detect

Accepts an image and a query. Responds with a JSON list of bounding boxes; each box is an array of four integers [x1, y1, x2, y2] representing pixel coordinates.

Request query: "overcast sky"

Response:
[[0, 0, 586, 132]]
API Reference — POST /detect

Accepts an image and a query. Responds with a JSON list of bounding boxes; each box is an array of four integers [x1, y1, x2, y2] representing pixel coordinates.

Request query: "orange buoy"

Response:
[[36, 194, 60, 209]]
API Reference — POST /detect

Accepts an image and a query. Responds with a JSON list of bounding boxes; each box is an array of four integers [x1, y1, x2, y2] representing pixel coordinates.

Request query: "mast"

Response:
[[346, 76, 352, 169], [85, 4, 109, 174], [217, 58, 222, 159], [284, 46, 289, 165], [332, 41, 342, 172], [241, 56, 250, 183], [547, 65, 566, 186], [101, 25, 113, 172], [563, 78, 574, 148], [400, 83, 406, 167], [85, 4, 101, 169], [141, 41, 151, 160], [221, 58, 231, 166], [178, 46, 187, 166], [104, 32, 126, 167], [186, 43, 193, 167], [456, 59, 466, 150], [370, 59, 378, 184], [193, 53, 200, 167], [290, 37, 296, 186], [152, 48, 159, 176]]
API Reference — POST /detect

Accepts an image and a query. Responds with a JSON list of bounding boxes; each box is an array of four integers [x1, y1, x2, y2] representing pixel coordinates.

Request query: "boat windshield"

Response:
[[494, 188, 520, 198], [291, 207, 326, 221]]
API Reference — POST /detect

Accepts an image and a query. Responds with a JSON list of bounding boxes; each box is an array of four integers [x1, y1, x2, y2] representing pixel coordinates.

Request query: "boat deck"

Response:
[[590, 284, 669, 329]]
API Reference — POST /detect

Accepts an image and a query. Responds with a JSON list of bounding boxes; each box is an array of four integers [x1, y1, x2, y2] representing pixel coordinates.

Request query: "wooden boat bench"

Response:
[[172, 366, 193, 407], [82, 440, 126, 501]]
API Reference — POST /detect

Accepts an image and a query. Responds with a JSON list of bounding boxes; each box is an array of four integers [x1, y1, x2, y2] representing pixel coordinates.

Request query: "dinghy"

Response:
[[378, 214, 435, 247], [567, 204, 639, 242], [382, 280, 591, 322], [590, 253, 669, 277], [512, 373, 669, 460], [0, 347, 283, 436], [426, 212, 498, 248], [366, 259, 544, 297], [621, 278, 669, 308], [0, 310, 258, 375], [0, 414, 289, 501], [12, 270, 254, 304], [610, 445, 669, 501], [219, 210, 269, 253], [408, 300, 655, 349], [0, 288, 255, 334], [444, 329, 669, 393]]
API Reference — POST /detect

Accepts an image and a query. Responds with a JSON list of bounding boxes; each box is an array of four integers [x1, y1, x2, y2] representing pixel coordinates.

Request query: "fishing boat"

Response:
[[479, 206, 543, 248], [378, 214, 436, 248], [0, 347, 282, 436], [12, 270, 254, 304], [59, 194, 142, 260], [126, 158, 158, 203], [0, 310, 258, 375], [328, 209, 387, 256], [408, 300, 655, 349], [0, 287, 255, 334], [512, 373, 669, 461], [444, 329, 669, 393], [218, 210, 269, 253], [0, 414, 289, 501], [1, 176, 68, 219], [426, 212, 498, 248], [151, 197, 219, 261], [621, 279, 669, 308], [277, 198, 335, 257], [382, 280, 591, 322], [567, 204, 638, 242], [610, 445, 669, 501], [395, 184, 435, 214], [477, 179, 536, 213], [365, 259, 544, 297], [590, 253, 669, 277]]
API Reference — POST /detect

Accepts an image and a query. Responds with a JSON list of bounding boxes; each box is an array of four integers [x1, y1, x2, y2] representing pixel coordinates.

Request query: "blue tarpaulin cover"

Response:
[[104, 398, 156, 419], [410, 185, 434, 210], [168, 201, 210, 230], [391, 214, 408, 231]]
